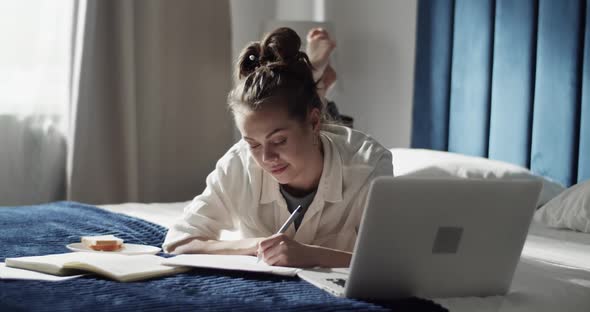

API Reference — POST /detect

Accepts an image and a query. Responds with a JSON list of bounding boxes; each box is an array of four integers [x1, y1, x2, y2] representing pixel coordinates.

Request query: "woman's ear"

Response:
[[309, 108, 322, 133]]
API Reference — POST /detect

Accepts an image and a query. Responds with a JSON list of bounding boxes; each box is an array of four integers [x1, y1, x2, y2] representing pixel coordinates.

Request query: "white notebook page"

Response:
[[0, 263, 83, 281], [162, 254, 301, 276], [6, 252, 187, 281]]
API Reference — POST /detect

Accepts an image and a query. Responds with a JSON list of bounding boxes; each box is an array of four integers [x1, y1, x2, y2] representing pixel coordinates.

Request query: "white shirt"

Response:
[[163, 124, 393, 252]]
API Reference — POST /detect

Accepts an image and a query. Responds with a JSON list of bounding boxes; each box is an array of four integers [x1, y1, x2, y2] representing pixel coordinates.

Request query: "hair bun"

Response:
[[236, 27, 313, 80], [237, 42, 262, 79], [229, 27, 322, 124], [260, 27, 302, 65]]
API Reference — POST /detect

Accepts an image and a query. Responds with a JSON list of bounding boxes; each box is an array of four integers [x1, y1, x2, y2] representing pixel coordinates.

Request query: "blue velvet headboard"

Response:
[[411, 0, 590, 187]]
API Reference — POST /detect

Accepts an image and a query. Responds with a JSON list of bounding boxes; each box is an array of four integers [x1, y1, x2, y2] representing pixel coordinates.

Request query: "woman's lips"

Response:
[[270, 164, 288, 174]]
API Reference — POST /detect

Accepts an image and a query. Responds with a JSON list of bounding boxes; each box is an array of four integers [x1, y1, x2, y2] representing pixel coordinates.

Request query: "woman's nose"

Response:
[[262, 146, 278, 163]]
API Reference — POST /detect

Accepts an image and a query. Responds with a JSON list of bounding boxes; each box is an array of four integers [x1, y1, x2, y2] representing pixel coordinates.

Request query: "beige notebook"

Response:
[[162, 254, 301, 277], [5, 252, 189, 282]]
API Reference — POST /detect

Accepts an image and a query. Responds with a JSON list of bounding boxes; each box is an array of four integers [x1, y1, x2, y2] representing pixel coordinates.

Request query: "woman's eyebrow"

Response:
[[265, 128, 286, 139], [243, 128, 287, 141]]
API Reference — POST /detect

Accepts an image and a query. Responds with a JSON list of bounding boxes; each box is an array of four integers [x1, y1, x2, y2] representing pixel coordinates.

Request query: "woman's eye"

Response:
[[249, 144, 261, 149], [272, 138, 286, 145]]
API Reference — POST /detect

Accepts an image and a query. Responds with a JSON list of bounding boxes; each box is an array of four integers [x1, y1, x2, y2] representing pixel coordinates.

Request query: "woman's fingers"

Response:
[[264, 250, 287, 266], [257, 233, 286, 260], [258, 234, 294, 264], [261, 241, 287, 264], [259, 233, 287, 252]]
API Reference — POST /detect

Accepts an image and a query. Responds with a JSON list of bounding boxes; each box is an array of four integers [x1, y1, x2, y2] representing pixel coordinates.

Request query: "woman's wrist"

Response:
[[204, 237, 263, 256], [307, 244, 352, 268]]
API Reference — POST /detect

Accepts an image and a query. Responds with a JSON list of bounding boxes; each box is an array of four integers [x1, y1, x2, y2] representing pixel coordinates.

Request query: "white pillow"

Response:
[[534, 180, 590, 232], [390, 148, 565, 207]]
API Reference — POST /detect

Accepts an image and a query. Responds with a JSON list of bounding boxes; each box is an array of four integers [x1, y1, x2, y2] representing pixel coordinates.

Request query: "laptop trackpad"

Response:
[[298, 268, 349, 296]]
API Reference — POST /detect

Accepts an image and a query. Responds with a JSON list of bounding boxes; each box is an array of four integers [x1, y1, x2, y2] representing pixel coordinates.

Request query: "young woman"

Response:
[[163, 27, 393, 268]]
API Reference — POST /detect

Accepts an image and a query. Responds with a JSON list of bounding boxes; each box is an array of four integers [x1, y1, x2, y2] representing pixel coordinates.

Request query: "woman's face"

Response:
[[235, 104, 321, 188]]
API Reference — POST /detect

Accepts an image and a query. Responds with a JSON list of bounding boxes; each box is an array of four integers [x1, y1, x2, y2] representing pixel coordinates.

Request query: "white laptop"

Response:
[[298, 177, 542, 300]]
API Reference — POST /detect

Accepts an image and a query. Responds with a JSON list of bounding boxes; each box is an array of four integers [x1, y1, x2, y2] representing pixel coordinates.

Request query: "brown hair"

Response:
[[228, 27, 323, 123]]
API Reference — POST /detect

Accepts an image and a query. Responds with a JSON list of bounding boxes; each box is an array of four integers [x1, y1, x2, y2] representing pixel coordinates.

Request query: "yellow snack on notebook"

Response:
[[81, 235, 124, 251]]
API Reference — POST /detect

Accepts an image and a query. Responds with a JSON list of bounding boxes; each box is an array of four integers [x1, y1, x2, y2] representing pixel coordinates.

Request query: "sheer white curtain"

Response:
[[1, 0, 234, 206], [0, 0, 74, 205], [0, 0, 73, 121]]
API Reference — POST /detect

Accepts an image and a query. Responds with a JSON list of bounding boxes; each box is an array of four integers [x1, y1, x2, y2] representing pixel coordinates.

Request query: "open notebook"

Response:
[[162, 254, 302, 277], [5, 252, 189, 282]]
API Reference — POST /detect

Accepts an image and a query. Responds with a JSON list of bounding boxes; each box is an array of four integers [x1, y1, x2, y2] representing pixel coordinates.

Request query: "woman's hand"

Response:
[[257, 234, 317, 267]]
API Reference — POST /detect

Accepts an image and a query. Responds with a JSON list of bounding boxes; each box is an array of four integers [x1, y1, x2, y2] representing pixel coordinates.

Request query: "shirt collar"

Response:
[[259, 131, 343, 204]]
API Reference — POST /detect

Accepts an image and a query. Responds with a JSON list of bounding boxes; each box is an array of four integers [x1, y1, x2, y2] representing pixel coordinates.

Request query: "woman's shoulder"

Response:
[[321, 124, 392, 167]]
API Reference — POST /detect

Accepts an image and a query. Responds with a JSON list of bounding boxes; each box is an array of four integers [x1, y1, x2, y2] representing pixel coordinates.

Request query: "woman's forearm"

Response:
[[169, 237, 261, 256], [309, 245, 353, 268], [169, 237, 352, 268]]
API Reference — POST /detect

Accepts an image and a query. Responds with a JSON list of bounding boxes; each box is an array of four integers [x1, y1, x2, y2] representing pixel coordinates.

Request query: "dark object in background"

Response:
[[326, 101, 354, 128]]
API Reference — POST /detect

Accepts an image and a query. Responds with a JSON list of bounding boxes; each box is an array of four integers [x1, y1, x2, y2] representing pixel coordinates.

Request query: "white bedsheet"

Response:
[[99, 201, 188, 229], [98, 201, 241, 240], [524, 223, 590, 271], [98, 203, 590, 311]]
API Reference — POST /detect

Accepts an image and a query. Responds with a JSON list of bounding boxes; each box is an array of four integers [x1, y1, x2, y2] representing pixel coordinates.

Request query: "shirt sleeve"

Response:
[[162, 149, 244, 252], [373, 148, 394, 178], [350, 149, 394, 234]]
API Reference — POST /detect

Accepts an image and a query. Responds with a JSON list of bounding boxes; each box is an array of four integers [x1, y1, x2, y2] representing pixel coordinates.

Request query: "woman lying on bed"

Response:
[[163, 27, 392, 268]]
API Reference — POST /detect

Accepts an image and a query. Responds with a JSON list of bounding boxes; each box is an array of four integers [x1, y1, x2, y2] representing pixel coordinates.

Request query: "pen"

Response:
[[257, 205, 303, 263]]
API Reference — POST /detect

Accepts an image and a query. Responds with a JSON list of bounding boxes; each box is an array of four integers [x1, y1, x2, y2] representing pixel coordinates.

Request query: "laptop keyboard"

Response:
[[326, 278, 346, 287]]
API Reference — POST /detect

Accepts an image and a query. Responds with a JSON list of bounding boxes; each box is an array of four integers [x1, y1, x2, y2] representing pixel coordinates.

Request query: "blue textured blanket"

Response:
[[0, 202, 447, 311]]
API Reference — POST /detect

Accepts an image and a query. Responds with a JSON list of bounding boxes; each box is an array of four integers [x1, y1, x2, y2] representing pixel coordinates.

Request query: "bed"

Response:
[[97, 170, 590, 311], [96, 169, 590, 312], [2, 192, 586, 312]]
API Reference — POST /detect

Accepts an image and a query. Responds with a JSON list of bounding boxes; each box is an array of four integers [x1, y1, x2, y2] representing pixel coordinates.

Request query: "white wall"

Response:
[[230, 0, 417, 148], [276, 0, 316, 20], [230, 0, 277, 141], [325, 0, 417, 148], [230, 0, 277, 72]]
